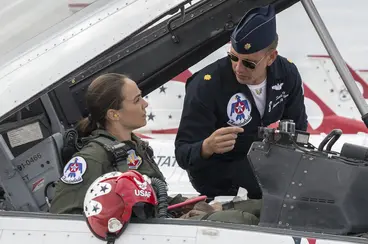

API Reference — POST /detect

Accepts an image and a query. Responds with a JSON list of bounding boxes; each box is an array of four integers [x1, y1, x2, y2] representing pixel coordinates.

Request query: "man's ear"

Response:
[[267, 49, 278, 66]]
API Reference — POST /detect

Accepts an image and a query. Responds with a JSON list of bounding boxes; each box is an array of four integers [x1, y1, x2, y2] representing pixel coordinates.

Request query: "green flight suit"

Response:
[[49, 129, 165, 214], [188, 209, 259, 225], [169, 194, 261, 225], [50, 129, 261, 226], [196, 199, 261, 225]]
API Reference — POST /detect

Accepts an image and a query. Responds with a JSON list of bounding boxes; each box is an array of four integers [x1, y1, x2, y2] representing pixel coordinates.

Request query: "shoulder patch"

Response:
[[204, 74, 212, 80], [287, 59, 293, 63], [61, 156, 87, 184], [127, 149, 142, 169]]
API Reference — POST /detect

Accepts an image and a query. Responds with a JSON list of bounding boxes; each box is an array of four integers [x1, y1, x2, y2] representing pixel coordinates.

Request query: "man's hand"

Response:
[[201, 127, 244, 158]]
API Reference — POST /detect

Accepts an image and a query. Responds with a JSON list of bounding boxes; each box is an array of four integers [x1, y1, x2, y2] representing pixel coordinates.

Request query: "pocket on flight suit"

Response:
[[201, 209, 259, 225], [232, 199, 262, 218]]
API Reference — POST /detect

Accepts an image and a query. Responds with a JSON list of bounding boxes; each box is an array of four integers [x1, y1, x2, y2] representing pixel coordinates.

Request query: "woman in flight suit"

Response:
[[49, 73, 261, 225]]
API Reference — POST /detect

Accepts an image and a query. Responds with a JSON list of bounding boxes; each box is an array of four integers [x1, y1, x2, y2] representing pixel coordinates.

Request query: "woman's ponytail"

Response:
[[76, 115, 98, 137]]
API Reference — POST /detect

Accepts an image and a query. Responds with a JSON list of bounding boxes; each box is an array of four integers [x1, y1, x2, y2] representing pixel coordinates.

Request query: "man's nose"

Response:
[[235, 60, 246, 72]]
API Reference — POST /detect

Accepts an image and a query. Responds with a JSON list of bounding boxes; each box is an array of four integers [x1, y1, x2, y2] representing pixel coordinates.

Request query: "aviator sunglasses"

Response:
[[227, 52, 266, 70]]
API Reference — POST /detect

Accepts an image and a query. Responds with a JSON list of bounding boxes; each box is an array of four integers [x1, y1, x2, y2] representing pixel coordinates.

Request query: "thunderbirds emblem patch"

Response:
[[61, 156, 87, 184], [227, 93, 252, 127]]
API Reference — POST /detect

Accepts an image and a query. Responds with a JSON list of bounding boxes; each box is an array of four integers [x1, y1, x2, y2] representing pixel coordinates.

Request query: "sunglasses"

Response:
[[227, 52, 266, 70]]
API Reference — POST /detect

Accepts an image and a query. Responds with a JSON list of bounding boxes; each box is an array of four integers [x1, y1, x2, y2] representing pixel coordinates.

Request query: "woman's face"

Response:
[[116, 78, 148, 130]]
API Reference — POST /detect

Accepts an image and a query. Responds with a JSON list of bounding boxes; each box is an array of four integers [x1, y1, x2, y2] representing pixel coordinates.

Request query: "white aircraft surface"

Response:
[[0, 0, 71, 61], [0, 0, 368, 243]]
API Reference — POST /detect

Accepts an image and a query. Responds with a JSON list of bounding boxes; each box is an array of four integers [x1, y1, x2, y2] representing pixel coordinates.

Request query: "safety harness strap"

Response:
[[89, 136, 131, 171]]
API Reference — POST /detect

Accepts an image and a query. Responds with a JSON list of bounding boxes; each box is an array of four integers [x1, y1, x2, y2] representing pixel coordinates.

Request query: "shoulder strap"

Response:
[[140, 140, 154, 158], [88, 135, 132, 170]]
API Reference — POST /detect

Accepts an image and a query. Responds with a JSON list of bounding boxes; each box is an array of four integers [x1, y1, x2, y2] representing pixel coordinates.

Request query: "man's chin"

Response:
[[236, 76, 252, 85]]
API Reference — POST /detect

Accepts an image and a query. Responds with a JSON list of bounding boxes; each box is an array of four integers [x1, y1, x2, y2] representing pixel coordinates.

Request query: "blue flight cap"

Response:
[[230, 5, 276, 54]]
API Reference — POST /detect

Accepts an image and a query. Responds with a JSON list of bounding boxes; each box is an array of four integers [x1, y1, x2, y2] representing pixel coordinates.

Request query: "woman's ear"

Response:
[[106, 109, 119, 121]]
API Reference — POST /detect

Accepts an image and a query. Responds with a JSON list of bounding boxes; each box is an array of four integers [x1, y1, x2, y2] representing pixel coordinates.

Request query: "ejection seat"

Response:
[[0, 114, 65, 212]]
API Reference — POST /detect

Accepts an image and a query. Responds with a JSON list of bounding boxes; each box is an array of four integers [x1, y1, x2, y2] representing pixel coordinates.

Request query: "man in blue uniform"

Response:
[[174, 4, 308, 200]]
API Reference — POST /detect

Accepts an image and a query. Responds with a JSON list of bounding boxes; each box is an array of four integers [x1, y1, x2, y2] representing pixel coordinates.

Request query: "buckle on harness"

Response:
[[103, 142, 129, 168], [142, 141, 154, 158]]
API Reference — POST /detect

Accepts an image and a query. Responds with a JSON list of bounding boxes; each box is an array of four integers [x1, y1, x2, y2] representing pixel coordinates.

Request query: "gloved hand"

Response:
[[179, 201, 221, 219]]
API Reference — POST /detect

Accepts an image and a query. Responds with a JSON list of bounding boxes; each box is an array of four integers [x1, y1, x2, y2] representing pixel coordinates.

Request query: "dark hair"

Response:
[[266, 33, 279, 51], [76, 73, 128, 137]]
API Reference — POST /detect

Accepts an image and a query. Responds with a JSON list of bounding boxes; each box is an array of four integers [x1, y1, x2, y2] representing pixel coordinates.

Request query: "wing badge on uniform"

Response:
[[127, 150, 142, 169], [61, 156, 87, 184], [227, 92, 252, 127], [271, 83, 283, 91]]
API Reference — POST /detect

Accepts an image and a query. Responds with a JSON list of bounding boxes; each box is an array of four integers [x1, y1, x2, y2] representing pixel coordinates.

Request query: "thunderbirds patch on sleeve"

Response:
[[61, 156, 87, 184]]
